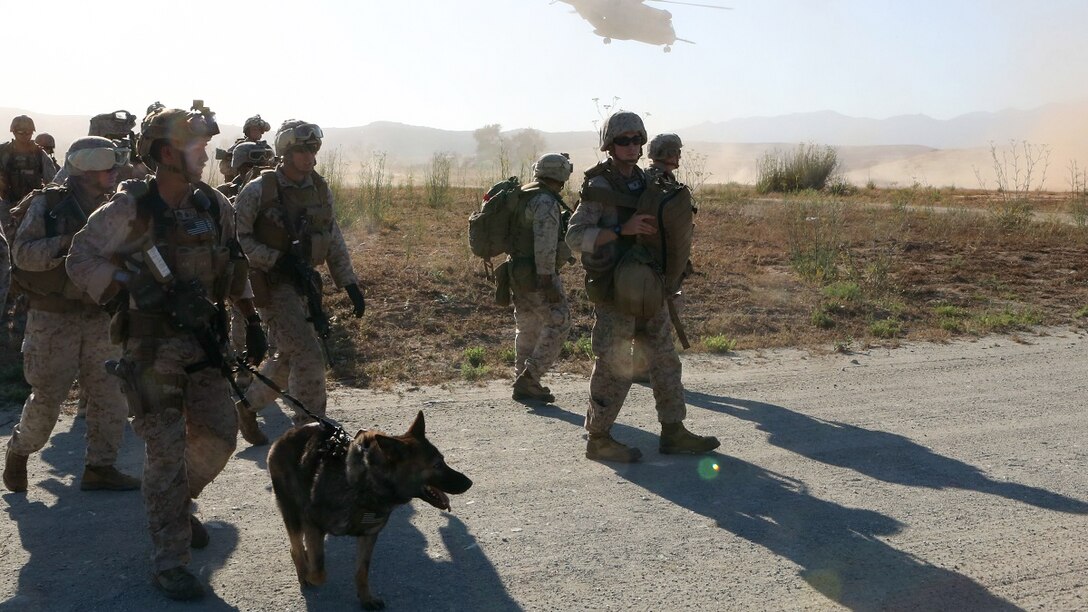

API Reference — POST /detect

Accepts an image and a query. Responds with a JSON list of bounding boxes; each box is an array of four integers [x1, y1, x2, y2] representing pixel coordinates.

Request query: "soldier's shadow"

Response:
[[302, 505, 519, 611], [3, 418, 241, 610], [527, 402, 1019, 610], [686, 391, 1088, 514], [611, 427, 1021, 611]]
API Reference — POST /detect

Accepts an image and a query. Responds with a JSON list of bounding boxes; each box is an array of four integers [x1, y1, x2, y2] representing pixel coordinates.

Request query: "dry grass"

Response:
[[4, 184, 1088, 404], [319, 184, 1088, 389]]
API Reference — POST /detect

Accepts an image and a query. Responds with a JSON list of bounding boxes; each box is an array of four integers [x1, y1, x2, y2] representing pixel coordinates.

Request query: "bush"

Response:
[[756, 144, 840, 193], [702, 335, 737, 354], [463, 346, 486, 368]]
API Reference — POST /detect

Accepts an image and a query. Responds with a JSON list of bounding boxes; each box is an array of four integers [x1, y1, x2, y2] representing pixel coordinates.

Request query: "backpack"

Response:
[[468, 176, 522, 260]]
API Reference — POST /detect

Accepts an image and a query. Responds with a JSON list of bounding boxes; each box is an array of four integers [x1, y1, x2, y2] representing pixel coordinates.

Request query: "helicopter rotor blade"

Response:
[[675, 38, 696, 45], [648, 0, 733, 9]]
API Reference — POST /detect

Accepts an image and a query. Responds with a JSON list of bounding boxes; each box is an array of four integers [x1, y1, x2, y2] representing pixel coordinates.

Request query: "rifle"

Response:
[[286, 217, 331, 366]]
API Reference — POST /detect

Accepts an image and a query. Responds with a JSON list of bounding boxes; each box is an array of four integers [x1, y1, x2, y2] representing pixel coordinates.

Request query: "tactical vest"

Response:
[[254, 169, 333, 266], [509, 182, 573, 267], [577, 160, 645, 304], [10, 186, 97, 312], [0, 143, 45, 204], [124, 179, 234, 306]]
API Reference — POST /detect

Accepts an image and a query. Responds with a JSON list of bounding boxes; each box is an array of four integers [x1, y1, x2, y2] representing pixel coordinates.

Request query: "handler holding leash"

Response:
[[232, 119, 365, 446]]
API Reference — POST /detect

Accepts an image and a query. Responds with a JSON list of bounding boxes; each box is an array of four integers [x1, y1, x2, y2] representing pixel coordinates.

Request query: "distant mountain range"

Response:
[[3, 101, 1084, 189]]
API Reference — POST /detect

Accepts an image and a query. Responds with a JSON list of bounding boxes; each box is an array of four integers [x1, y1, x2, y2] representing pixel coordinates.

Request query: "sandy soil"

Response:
[[1, 329, 1086, 611]]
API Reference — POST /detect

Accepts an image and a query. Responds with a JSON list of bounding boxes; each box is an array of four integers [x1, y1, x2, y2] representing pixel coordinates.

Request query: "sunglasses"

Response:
[[613, 135, 645, 147], [13, 130, 32, 136]]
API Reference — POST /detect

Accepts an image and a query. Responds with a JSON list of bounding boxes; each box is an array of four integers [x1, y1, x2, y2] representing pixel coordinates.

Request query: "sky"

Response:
[[4, 0, 1088, 133]]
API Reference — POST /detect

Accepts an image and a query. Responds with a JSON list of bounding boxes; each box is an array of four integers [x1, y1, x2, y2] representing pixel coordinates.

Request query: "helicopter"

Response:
[[555, 0, 732, 52]]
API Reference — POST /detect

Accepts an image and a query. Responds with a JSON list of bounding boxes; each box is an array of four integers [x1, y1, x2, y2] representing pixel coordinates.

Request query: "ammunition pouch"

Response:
[[613, 244, 666, 319], [493, 260, 512, 307], [304, 207, 333, 265]]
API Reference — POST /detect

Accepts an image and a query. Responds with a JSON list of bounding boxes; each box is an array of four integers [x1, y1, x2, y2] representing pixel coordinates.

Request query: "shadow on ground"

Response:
[[530, 401, 1023, 611], [686, 391, 1088, 514]]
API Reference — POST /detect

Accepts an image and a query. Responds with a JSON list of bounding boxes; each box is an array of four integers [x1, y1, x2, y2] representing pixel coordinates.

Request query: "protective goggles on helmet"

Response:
[[67, 146, 127, 172], [235, 148, 275, 167], [287, 124, 323, 142], [612, 135, 646, 147]]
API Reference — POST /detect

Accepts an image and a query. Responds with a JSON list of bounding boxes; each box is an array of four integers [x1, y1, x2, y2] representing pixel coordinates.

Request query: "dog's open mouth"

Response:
[[420, 485, 451, 511]]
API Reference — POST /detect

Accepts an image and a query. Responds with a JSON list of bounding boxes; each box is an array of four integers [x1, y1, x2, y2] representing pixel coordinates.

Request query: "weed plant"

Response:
[[756, 144, 840, 193]]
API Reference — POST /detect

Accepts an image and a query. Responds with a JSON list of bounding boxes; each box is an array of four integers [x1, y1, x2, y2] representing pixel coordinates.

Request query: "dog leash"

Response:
[[234, 357, 353, 455]]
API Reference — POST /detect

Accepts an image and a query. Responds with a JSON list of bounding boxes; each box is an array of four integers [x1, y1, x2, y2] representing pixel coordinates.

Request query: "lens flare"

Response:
[[697, 457, 720, 480]]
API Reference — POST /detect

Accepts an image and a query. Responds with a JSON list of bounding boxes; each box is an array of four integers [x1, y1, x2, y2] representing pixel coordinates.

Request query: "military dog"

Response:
[[267, 410, 472, 610]]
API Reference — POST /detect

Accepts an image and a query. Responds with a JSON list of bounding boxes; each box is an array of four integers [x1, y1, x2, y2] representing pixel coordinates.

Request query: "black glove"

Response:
[[345, 283, 365, 318], [536, 274, 563, 304], [126, 269, 168, 311], [245, 316, 268, 365]]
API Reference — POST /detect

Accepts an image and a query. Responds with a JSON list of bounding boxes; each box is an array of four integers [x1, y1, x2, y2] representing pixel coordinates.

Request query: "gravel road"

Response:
[[2, 329, 1086, 611]]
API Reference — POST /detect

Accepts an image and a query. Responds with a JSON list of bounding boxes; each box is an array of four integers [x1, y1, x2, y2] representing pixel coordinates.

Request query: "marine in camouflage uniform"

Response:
[[509, 153, 575, 403], [34, 133, 60, 174], [0, 224, 9, 314], [2, 138, 141, 495], [65, 105, 266, 601], [565, 111, 718, 463], [1, 116, 57, 234], [233, 119, 365, 446]]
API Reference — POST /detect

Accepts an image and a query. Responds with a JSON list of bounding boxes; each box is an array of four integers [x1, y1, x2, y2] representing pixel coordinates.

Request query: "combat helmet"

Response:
[[599, 111, 646, 152], [65, 136, 126, 176], [244, 115, 271, 135], [89, 111, 137, 139], [274, 120, 323, 157], [231, 141, 275, 170], [10, 115, 35, 133], [137, 101, 219, 170], [648, 133, 683, 161], [34, 133, 55, 151], [533, 153, 574, 183]]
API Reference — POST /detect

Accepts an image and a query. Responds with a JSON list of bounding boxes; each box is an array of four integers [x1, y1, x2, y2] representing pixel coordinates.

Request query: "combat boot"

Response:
[[80, 465, 141, 491], [512, 371, 555, 403], [660, 422, 721, 455], [152, 566, 205, 601], [3, 449, 28, 492], [190, 514, 209, 549], [585, 433, 642, 463], [236, 402, 268, 446]]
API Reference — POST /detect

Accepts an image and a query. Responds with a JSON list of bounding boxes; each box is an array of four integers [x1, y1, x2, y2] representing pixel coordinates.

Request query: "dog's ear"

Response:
[[407, 410, 426, 440], [373, 434, 406, 459]]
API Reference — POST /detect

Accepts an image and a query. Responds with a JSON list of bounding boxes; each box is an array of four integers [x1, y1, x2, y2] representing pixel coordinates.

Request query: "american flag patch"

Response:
[[182, 216, 215, 236]]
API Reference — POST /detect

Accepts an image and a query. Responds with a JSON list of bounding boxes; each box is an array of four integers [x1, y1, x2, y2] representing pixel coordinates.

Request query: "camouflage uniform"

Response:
[[511, 188, 571, 383], [1, 141, 58, 236], [234, 167, 358, 423], [6, 186, 128, 470], [66, 182, 241, 573], [565, 163, 686, 432]]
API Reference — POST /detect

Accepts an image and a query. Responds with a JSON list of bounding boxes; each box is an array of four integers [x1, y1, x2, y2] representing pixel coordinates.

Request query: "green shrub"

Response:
[[461, 364, 490, 382], [811, 307, 835, 329], [822, 281, 861, 302], [463, 346, 486, 368], [563, 335, 594, 360], [498, 347, 516, 365], [869, 319, 901, 338], [702, 335, 737, 354], [756, 144, 840, 193]]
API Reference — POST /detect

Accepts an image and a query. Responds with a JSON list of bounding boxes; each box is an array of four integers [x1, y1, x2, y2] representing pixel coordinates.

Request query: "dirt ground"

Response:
[[1, 327, 1086, 610]]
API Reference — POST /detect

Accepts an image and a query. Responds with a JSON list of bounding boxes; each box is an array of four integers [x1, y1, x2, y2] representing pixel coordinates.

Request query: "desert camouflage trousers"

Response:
[[512, 281, 571, 381], [585, 303, 686, 435], [243, 282, 326, 422], [8, 308, 125, 467], [126, 336, 238, 572]]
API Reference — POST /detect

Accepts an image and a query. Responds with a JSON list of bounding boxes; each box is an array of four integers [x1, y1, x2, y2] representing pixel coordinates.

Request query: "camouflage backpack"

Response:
[[468, 176, 523, 260]]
